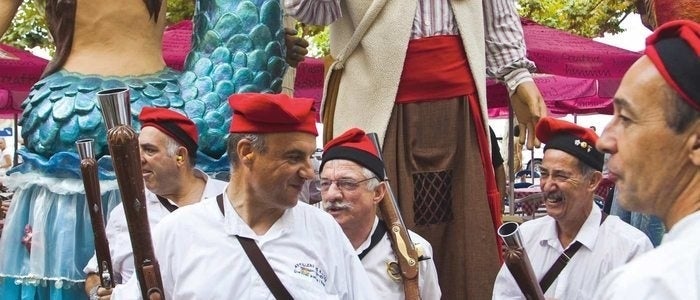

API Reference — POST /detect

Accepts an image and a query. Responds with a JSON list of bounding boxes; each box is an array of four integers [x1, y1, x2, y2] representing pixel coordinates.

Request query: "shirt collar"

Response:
[[220, 191, 293, 243], [539, 202, 601, 251], [355, 216, 379, 254], [664, 210, 700, 243]]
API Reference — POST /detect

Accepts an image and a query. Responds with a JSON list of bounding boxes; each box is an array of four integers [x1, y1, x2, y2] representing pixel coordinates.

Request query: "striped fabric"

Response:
[[284, 0, 536, 85]]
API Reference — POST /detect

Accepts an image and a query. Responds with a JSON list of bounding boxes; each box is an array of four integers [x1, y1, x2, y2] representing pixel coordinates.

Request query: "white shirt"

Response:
[[358, 217, 441, 300], [113, 192, 377, 299], [83, 170, 227, 283], [594, 211, 700, 299], [493, 202, 653, 300]]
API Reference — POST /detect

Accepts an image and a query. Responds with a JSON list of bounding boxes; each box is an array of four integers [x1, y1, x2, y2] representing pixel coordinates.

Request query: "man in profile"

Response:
[[594, 20, 700, 299], [83, 107, 226, 299]]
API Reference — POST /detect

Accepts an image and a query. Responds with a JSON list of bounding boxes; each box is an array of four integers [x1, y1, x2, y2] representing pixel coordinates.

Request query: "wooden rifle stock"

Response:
[[498, 222, 544, 300], [76, 139, 115, 288], [99, 88, 164, 300], [367, 133, 421, 300]]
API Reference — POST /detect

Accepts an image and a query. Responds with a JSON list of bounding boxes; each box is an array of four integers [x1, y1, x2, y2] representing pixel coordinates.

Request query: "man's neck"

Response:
[[159, 169, 206, 207], [556, 204, 591, 248], [663, 179, 700, 230], [344, 217, 376, 250], [226, 180, 285, 236]]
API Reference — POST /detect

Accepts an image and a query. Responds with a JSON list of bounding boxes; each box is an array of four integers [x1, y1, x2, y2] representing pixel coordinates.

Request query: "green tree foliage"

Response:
[[295, 24, 329, 58], [1, 0, 50, 51], [518, 0, 637, 37]]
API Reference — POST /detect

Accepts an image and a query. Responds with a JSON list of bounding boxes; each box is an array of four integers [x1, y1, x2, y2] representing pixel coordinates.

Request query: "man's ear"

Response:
[[687, 125, 700, 167], [373, 181, 387, 205], [237, 139, 255, 165], [588, 171, 603, 192], [175, 147, 187, 165]]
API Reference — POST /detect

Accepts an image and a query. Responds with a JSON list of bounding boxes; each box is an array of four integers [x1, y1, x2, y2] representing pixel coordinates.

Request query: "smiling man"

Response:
[[83, 107, 227, 299], [112, 94, 375, 299], [493, 117, 652, 300]]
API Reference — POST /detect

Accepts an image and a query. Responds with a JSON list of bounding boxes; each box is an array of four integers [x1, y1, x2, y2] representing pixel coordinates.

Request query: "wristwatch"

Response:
[[89, 285, 100, 300]]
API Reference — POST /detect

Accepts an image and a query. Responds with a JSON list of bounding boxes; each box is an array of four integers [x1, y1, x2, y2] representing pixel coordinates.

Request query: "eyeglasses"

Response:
[[319, 177, 376, 192]]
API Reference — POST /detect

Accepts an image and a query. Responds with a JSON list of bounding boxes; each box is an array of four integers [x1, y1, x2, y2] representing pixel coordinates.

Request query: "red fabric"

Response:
[[521, 18, 641, 79], [535, 117, 599, 146], [139, 107, 199, 143], [293, 58, 325, 121], [162, 20, 193, 72], [486, 75, 616, 118], [0, 44, 48, 93], [644, 20, 700, 110], [396, 35, 476, 103], [229, 93, 318, 136], [0, 44, 49, 115], [323, 128, 378, 157], [467, 93, 503, 262]]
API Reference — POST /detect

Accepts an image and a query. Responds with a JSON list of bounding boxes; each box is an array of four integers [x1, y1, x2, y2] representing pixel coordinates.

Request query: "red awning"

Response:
[[0, 44, 48, 115]]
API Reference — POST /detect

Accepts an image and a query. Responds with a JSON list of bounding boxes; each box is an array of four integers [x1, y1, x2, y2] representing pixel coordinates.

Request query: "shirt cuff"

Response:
[[504, 68, 534, 96]]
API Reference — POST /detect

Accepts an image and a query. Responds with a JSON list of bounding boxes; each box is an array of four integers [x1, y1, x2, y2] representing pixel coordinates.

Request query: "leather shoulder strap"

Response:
[[539, 211, 609, 292], [216, 194, 293, 300], [236, 236, 294, 300]]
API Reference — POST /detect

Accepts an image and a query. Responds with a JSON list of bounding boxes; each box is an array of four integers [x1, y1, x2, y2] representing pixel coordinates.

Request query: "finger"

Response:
[[295, 38, 310, 48], [293, 46, 309, 56], [284, 27, 298, 36], [526, 121, 537, 150], [518, 123, 527, 146]]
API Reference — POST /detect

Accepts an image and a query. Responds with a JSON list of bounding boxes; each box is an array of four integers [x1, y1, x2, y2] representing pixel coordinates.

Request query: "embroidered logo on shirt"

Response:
[[294, 262, 328, 287]]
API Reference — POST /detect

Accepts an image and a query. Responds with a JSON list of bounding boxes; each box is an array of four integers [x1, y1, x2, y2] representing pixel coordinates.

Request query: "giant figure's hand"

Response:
[[284, 28, 309, 68], [510, 81, 547, 149]]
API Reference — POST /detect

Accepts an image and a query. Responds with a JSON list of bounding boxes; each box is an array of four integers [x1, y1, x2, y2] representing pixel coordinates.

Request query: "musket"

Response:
[[76, 139, 115, 288], [98, 88, 164, 300], [367, 133, 421, 300], [498, 222, 545, 300]]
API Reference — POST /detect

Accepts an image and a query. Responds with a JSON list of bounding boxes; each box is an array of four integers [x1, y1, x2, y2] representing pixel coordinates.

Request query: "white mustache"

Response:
[[323, 201, 353, 211]]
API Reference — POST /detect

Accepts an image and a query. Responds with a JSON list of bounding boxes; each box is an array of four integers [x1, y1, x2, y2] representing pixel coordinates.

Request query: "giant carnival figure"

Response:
[[0, 0, 289, 298]]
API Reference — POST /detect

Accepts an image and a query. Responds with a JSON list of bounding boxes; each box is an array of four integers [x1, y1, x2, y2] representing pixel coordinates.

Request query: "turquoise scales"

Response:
[[181, 0, 287, 160], [20, 0, 286, 169], [20, 69, 182, 159]]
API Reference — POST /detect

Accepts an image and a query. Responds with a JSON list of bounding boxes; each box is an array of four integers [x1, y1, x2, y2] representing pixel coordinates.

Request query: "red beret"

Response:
[[138, 107, 198, 156], [535, 117, 603, 171], [645, 20, 700, 111], [320, 128, 384, 179], [228, 93, 318, 136]]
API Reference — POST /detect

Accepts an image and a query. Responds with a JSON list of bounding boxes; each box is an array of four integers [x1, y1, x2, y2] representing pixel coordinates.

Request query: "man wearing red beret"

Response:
[[84, 107, 227, 299], [493, 117, 652, 300], [594, 20, 700, 299], [113, 94, 376, 299], [319, 127, 441, 299]]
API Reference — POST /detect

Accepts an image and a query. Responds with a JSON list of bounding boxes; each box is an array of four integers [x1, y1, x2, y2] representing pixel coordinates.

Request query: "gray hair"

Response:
[[663, 87, 700, 133], [360, 166, 382, 191], [164, 135, 195, 167], [227, 133, 266, 169]]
